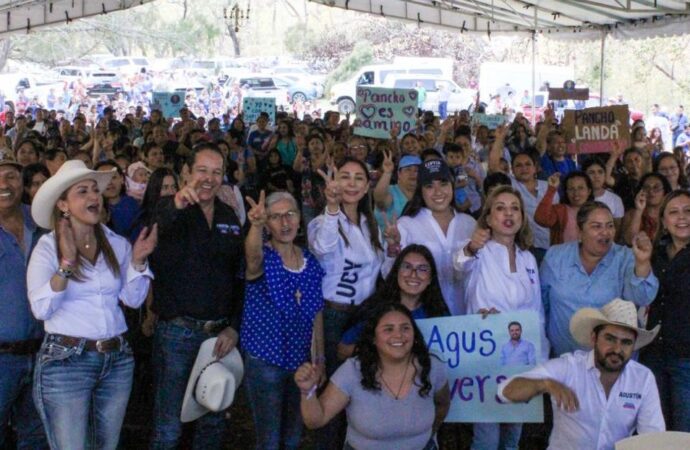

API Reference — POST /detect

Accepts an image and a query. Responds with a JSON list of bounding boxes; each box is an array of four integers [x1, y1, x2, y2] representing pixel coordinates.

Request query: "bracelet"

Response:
[[61, 257, 76, 267], [132, 261, 148, 272], [326, 206, 340, 216], [387, 243, 401, 257], [56, 266, 73, 279]]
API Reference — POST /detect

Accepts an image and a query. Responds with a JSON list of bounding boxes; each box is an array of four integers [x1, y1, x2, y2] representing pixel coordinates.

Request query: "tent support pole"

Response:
[[531, 6, 537, 127], [599, 31, 606, 106]]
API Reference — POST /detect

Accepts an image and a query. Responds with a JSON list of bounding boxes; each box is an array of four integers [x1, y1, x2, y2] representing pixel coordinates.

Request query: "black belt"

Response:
[[168, 316, 230, 334], [0, 338, 42, 355], [46, 334, 125, 353], [324, 300, 356, 313]]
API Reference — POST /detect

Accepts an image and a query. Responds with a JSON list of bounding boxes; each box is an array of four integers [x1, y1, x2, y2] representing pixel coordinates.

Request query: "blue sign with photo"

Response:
[[152, 92, 184, 118], [243, 97, 276, 125]]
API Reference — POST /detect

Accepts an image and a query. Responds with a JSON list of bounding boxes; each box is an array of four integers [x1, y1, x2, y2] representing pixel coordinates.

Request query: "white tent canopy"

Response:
[[313, 0, 690, 40], [0, 0, 156, 36]]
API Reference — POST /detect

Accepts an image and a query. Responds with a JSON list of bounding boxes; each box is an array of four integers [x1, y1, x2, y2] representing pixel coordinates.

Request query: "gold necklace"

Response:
[[380, 358, 411, 400]]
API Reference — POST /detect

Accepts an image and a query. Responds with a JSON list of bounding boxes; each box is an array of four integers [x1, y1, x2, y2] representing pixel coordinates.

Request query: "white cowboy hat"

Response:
[[570, 298, 659, 351], [180, 338, 244, 423], [31, 160, 116, 229]]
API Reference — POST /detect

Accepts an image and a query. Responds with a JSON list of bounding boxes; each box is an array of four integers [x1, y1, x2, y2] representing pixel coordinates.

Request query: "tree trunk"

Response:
[[0, 39, 11, 72], [182, 0, 188, 21], [226, 25, 241, 56]]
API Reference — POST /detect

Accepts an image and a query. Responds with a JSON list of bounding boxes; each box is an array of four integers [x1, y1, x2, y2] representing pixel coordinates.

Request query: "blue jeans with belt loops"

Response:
[[151, 320, 227, 450], [32, 335, 134, 450]]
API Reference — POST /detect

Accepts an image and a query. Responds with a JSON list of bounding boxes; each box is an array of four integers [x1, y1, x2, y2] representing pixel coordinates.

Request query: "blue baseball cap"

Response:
[[398, 155, 422, 170]]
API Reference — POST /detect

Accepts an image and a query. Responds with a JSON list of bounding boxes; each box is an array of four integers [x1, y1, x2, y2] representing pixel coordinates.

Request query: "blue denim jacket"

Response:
[[0, 204, 44, 342]]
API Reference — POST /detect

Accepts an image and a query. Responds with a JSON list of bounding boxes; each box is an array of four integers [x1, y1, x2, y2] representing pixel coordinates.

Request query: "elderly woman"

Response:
[[454, 185, 548, 450], [540, 201, 658, 356], [640, 190, 690, 432], [26, 160, 157, 450], [241, 190, 325, 450], [295, 303, 450, 450]]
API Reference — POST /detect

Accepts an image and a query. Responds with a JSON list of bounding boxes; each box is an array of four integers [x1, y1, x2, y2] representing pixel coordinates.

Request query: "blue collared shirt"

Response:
[[540, 241, 658, 355], [0, 204, 43, 342], [501, 339, 536, 366]]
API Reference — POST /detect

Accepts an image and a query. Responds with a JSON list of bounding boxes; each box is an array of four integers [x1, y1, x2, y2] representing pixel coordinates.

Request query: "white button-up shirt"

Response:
[[382, 208, 475, 315], [27, 226, 153, 340], [497, 350, 665, 450], [308, 211, 383, 306], [454, 239, 549, 360], [510, 176, 558, 251]]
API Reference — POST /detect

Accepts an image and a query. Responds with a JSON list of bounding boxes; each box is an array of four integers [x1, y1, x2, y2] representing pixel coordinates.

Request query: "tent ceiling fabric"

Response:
[[0, 0, 156, 36], [315, 0, 690, 40]]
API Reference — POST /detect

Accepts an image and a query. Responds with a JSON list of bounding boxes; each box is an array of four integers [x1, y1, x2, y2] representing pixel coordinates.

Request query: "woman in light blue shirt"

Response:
[[540, 201, 658, 356]]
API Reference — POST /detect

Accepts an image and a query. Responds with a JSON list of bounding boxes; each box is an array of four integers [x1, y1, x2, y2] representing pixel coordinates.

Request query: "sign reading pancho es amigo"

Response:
[[562, 105, 630, 154], [353, 86, 418, 139]]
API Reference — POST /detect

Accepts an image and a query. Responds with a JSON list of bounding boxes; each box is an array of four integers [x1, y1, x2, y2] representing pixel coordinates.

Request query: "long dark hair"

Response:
[[655, 190, 690, 243], [401, 168, 460, 217], [354, 303, 433, 397], [562, 171, 594, 205], [653, 153, 688, 189], [336, 157, 382, 252], [21, 162, 50, 204], [130, 168, 178, 233]]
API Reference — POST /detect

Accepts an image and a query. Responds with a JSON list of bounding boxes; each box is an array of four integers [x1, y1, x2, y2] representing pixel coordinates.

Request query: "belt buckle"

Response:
[[96, 339, 105, 353], [203, 321, 214, 334]]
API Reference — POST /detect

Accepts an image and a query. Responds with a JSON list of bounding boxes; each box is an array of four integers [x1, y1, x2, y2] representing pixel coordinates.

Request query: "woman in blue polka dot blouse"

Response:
[[241, 190, 325, 450]]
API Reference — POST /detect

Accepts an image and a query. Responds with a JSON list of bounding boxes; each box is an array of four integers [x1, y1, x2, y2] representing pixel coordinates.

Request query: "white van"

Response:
[[382, 75, 477, 114], [329, 64, 445, 114]]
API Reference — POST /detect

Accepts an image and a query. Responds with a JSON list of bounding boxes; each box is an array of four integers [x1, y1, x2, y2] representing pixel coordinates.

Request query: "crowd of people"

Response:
[[0, 90, 688, 450]]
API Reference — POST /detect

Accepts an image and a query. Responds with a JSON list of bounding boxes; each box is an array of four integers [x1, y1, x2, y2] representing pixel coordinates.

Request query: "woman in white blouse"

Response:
[[453, 185, 548, 450], [384, 159, 475, 315], [26, 160, 157, 450]]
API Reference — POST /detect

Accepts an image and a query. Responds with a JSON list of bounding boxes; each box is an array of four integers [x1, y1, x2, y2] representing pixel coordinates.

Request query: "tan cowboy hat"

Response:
[[570, 298, 659, 351], [180, 338, 244, 423], [0, 152, 22, 171], [31, 160, 116, 229], [616, 431, 690, 449]]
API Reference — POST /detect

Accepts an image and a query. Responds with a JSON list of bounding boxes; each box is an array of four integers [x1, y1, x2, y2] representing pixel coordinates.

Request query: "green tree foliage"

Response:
[[324, 41, 374, 94]]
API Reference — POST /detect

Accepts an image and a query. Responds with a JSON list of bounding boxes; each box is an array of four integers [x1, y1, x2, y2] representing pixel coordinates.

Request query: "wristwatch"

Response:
[[132, 261, 148, 272], [56, 266, 73, 279]]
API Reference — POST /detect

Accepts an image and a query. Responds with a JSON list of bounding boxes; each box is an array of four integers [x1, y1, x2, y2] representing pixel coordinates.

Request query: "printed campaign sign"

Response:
[[471, 113, 508, 130], [417, 311, 543, 423], [562, 105, 630, 154], [243, 97, 276, 124], [353, 87, 418, 139], [152, 92, 184, 118]]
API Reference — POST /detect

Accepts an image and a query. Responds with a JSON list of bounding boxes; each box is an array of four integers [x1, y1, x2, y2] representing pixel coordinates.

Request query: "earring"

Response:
[[61, 211, 70, 218]]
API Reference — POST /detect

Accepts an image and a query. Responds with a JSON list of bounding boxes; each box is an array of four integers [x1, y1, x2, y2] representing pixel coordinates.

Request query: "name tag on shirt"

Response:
[[216, 223, 241, 236]]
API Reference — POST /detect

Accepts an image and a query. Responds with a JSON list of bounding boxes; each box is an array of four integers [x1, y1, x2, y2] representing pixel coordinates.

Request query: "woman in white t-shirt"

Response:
[[582, 158, 625, 228]]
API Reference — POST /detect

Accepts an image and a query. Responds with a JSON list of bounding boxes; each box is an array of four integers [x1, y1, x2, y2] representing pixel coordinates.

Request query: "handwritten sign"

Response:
[[242, 97, 276, 125], [353, 87, 418, 139], [471, 113, 508, 130], [417, 311, 543, 423], [152, 92, 184, 118], [562, 105, 630, 154]]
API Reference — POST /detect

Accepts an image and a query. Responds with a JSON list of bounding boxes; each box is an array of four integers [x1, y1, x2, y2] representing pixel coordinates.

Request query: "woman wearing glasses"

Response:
[[535, 171, 594, 245], [454, 185, 548, 450], [241, 190, 325, 450], [621, 172, 672, 245], [337, 245, 449, 360]]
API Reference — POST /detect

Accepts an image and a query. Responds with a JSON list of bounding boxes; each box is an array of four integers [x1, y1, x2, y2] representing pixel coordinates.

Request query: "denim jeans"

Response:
[[439, 102, 449, 119], [472, 423, 521, 450], [0, 353, 48, 449], [243, 353, 302, 450], [151, 320, 226, 450], [641, 349, 690, 432], [32, 336, 133, 450]]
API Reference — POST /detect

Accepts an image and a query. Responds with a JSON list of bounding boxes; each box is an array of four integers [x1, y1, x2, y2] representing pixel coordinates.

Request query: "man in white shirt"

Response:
[[498, 298, 665, 450]]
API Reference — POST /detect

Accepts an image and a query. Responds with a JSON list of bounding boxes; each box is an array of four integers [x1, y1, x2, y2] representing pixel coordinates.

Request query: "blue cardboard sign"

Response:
[[152, 92, 184, 118], [417, 311, 544, 423], [242, 97, 276, 125], [471, 113, 508, 130], [353, 87, 418, 139]]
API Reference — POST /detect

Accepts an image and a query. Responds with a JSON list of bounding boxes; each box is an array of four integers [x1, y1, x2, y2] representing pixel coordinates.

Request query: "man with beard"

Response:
[[498, 299, 665, 450]]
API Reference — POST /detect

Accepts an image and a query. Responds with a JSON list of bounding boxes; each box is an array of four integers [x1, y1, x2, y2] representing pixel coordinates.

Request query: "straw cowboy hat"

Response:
[[570, 298, 659, 351], [180, 338, 244, 423], [31, 160, 116, 229]]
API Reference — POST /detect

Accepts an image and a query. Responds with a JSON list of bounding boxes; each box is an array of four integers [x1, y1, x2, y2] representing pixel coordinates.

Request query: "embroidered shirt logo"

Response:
[[623, 402, 636, 410]]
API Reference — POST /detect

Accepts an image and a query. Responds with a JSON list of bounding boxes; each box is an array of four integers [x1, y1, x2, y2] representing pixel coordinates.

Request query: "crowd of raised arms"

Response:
[[0, 92, 689, 450]]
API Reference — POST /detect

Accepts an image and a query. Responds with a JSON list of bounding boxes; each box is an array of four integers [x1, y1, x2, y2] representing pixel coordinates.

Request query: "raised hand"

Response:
[[390, 123, 401, 139], [246, 190, 267, 227], [382, 213, 401, 245], [294, 362, 320, 394], [174, 177, 201, 209], [467, 226, 491, 255], [132, 223, 158, 265], [494, 123, 508, 142], [317, 165, 342, 213], [381, 150, 395, 175], [547, 172, 561, 189], [57, 215, 78, 263], [634, 190, 647, 211], [632, 232, 652, 264]]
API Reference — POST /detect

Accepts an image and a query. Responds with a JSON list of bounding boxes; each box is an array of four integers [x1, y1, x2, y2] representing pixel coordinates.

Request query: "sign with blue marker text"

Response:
[[242, 97, 276, 125], [152, 92, 184, 118], [417, 311, 543, 423], [471, 113, 508, 130], [353, 87, 418, 139]]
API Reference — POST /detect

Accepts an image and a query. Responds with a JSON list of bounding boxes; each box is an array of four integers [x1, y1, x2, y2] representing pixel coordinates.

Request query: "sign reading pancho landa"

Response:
[[562, 105, 630, 154]]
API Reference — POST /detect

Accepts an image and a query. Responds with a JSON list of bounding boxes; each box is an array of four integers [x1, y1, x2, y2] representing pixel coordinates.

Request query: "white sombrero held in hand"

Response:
[[31, 160, 116, 229], [180, 338, 244, 423], [570, 298, 659, 351]]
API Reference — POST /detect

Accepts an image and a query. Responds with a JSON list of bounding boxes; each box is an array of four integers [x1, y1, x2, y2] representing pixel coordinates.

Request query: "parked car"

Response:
[[53, 66, 91, 83], [272, 76, 320, 103], [102, 57, 151, 75], [382, 75, 477, 115], [223, 74, 291, 111]]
